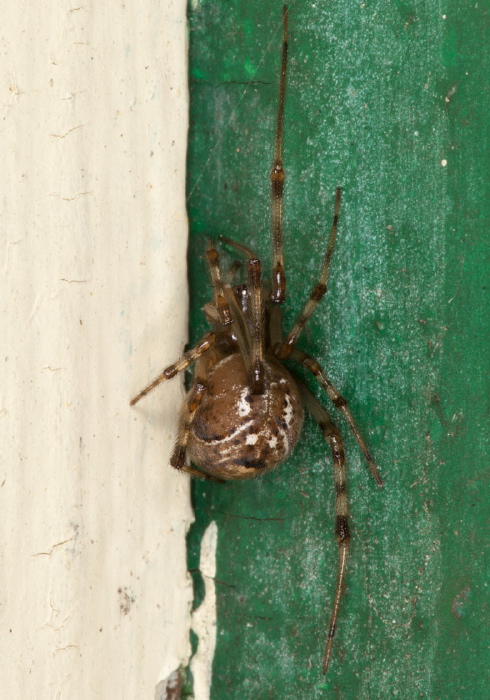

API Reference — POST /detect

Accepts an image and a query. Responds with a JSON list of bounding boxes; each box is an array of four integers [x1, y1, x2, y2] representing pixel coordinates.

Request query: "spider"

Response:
[[131, 5, 383, 675]]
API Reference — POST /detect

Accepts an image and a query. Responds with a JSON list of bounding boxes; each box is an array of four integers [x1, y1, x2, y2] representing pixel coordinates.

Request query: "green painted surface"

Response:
[[186, 1, 489, 697]]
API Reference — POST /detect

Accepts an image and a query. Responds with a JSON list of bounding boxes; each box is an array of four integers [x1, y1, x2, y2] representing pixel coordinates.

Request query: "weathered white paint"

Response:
[[191, 521, 218, 700], [0, 1, 192, 697]]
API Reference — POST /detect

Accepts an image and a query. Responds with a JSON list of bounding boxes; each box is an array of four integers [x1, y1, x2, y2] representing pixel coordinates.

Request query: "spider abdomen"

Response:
[[187, 353, 304, 480]]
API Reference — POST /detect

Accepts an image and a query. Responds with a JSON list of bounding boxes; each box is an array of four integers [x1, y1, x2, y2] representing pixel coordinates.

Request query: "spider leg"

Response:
[[205, 245, 235, 326], [277, 187, 341, 358], [224, 259, 242, 284], [297, 382, 350, 674], [220, 235, 256, 260], [129, 332, 216, 406], [269, 304, 283, 349], [271, 5, 288, 304], [218, 236, 264, 393], [170, 377, 224, 483], [248, 257, 264, 394], [292, 349, 383, 486]]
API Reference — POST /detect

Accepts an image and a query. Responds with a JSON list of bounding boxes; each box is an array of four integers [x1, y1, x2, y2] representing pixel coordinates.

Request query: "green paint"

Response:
[[187, 0, 489, 697]]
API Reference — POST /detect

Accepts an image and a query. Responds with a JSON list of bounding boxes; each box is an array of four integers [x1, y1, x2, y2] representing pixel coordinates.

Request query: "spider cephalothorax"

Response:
[[131, 5, 382, 675]]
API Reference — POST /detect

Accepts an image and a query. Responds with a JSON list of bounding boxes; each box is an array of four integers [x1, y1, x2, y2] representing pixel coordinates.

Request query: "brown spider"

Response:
[[131, 5, 383, 675]]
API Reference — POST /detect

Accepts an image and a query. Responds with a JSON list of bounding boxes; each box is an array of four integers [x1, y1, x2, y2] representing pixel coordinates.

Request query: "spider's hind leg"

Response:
[[297, 382, 350, 674], [292, 349, 383, 487]]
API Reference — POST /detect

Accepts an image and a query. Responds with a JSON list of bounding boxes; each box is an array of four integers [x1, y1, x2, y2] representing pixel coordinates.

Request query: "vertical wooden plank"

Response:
[[187, 0, 489, 697], [0, 1, 192, 697]]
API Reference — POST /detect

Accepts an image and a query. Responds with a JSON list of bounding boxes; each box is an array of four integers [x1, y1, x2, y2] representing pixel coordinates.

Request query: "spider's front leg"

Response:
[[297, 383, 350, 674], [270, 5, 289, 304], [130, 332, 224, 482], [130, 332, 216, 406]]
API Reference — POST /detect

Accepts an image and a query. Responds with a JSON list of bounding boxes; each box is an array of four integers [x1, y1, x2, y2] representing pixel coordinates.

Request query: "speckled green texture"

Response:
[[186, 1, 489, 697]]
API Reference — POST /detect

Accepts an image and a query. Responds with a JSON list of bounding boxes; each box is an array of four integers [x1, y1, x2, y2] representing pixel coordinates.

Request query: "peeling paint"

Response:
[[191, 521, 218, 700]]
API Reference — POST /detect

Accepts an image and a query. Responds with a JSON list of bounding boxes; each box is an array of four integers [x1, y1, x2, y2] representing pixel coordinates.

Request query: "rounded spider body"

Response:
[[187, 353, 304, 480]]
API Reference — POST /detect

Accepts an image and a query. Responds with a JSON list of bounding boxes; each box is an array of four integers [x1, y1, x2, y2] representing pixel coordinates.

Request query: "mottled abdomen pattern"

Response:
[[187, 353, 304, 480]]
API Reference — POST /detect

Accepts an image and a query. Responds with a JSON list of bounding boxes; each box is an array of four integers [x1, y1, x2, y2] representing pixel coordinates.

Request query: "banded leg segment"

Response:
[[170, 379, 224, 483], [248, 258, 264, 394], [292, 349, 383, 486], [271, 5, 289, 304], [129, 332, 216, 406], [205, 246, 233, 326], [277, 187, 341, 358], [298, 383, 350, 675], [218, 236, 265, 394], [170, 381, 207, 470]]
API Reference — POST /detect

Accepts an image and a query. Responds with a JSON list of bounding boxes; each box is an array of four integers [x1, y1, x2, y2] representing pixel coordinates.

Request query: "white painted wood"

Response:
[[0, 1, 192, 697], [191, 521, 218, 700]]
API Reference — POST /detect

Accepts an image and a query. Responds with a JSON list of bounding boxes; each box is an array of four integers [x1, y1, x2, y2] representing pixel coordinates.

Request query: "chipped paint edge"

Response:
[[190, 521, 218, 700]]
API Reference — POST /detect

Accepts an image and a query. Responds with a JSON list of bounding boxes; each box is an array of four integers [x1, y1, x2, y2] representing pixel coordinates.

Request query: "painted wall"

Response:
[[0, 2, 192, 697]]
